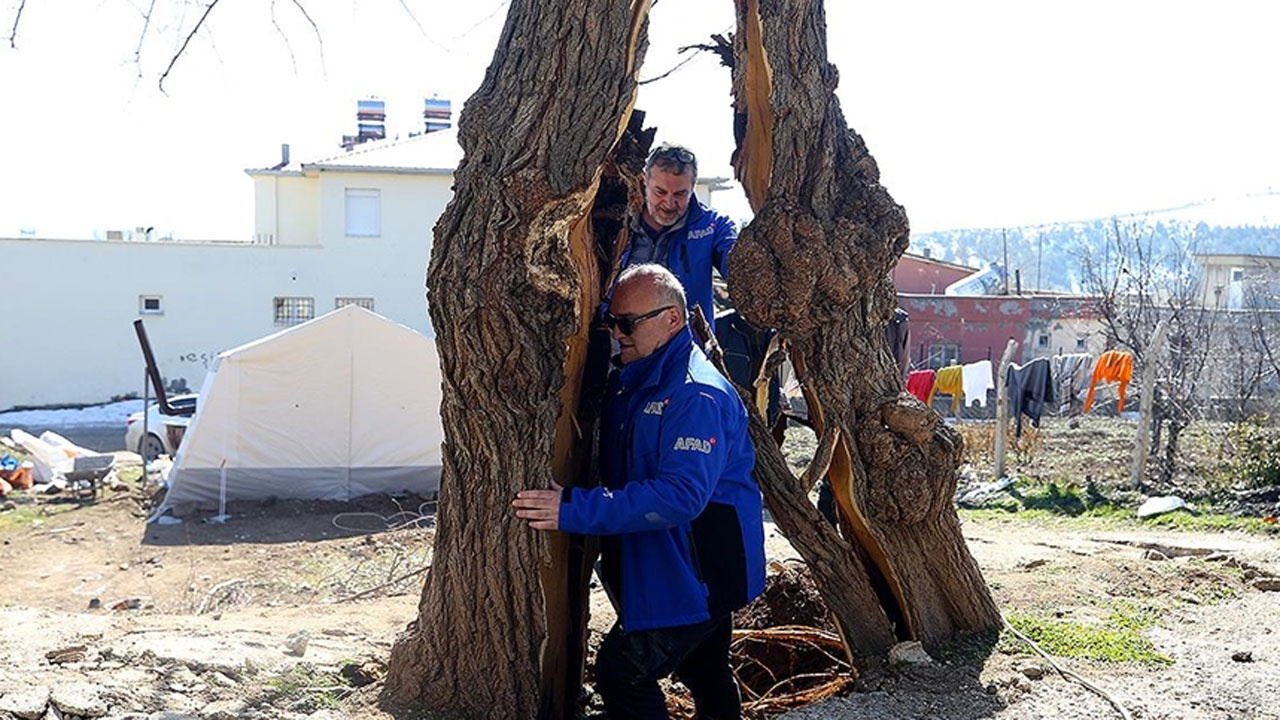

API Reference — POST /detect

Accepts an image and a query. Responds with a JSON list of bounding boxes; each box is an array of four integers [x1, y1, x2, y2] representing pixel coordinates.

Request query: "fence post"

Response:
[[1130, 318, 1170, 489], [993, 339, 1020, 480]]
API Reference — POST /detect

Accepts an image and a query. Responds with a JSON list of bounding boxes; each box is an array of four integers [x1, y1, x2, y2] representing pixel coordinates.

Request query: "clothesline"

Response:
[[905, 349, 1137, 432]]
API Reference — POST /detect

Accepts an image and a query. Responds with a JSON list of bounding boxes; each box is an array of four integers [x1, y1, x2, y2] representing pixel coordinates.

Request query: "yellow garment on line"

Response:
[[928, 365, 965, 413]]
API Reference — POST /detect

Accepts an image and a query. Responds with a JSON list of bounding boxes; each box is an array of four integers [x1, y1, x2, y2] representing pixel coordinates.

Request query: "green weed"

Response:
[[0, 498, 77, 531], [1000, 607, 1172, 664]]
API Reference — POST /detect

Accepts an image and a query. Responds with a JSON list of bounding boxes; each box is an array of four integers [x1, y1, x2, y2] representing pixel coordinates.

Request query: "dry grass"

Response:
[[956, 422, 1043, 466]]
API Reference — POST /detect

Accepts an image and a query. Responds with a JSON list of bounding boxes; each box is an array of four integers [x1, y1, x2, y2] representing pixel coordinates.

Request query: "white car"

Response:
[[124, 395, 197, 461]]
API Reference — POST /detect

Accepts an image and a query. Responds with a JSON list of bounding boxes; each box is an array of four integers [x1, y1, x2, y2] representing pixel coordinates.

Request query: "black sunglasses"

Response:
[[650, 146, 695, 164], [605, 305, 675, 335]]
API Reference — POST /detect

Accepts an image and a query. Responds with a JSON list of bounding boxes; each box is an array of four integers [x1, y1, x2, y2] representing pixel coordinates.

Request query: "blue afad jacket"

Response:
[[559, 328, 766, 632], [621, 197, 738, 330]]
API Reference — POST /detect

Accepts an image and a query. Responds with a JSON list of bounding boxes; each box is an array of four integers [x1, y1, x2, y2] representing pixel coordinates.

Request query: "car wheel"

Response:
[[139, 433, 166, 462]]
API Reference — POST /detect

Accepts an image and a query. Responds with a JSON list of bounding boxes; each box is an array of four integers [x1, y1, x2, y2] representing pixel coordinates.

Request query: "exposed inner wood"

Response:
[[381, 2, 655, 718], [734, 0, 775, 209], [725, 0, 1001, 663]]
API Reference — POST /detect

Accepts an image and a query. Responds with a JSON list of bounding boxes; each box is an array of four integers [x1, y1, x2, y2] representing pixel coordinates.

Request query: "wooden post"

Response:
[[1130, 318, 1170, 489], [993, 339, 1019, 479]]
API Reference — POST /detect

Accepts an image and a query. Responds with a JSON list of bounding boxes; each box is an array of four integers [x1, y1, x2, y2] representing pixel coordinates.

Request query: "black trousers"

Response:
[[595, 615, 741, 720]]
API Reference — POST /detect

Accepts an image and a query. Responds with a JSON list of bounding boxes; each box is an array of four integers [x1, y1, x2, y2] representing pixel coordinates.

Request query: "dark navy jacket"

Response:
[[621, 196, 738, 331], [559, 327, 765, 631]]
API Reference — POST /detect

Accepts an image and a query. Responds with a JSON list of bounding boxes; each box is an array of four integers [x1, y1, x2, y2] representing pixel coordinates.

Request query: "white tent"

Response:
[[155, 305, 444, 516]]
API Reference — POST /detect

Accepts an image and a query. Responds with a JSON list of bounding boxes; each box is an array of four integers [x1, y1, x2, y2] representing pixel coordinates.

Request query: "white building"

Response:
[[1196, 253, 1280, 310], [1, 131, 726, 410]]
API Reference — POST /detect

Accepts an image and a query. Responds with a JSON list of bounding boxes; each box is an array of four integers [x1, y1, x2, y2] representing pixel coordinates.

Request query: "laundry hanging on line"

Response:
[[884, 308, 911, 379], [1084, 350, 1134, 413], [1007, 357, 1056, 437], [906, 369, 935, 404], [1051, 353, 1095, 405], [930, 365, 965, 413], [961, 360, 994, 408]]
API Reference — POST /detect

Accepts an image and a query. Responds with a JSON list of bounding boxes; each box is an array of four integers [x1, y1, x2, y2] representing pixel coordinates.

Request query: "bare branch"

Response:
[[134, 0, 158, 78], [640, 33, 734, 85], [158, 0, 221, 94], [393, 0, 451, 52], [449, 0, 509, 41], [7, 0, 26, 49], [639, 52, 700, 85], [287, 0, 325, 74], [270, 0, 298, 74]]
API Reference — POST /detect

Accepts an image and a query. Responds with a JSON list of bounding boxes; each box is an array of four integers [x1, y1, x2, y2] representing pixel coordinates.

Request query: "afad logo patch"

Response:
[[673, 436, 716, 454], [687, 225, 715, 240], [643, 397, 671, 416]]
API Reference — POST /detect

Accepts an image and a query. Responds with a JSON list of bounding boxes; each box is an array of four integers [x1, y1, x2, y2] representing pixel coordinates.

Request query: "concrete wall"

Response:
[[1, 173, 451, 410], [900, 293, 1102, 369], [2, 168, 728, 409]]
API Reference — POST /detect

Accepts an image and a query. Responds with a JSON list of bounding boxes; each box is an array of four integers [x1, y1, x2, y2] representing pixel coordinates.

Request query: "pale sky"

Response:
[[1, 1, 1277, 238]]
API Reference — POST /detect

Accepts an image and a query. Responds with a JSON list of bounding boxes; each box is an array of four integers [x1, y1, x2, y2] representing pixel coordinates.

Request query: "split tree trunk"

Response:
[[384, 0, 1001, 716], [725, 0, 1001, 657], [380, 2, 653, 718]]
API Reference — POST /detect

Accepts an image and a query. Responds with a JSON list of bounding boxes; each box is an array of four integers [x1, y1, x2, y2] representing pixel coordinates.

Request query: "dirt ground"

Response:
[[2, 448, 1280, 719]]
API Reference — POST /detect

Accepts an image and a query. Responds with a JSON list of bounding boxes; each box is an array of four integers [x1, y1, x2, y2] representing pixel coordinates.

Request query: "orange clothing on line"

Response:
[[929, 365, 965, 413], [1083, 350, 1134, 413]]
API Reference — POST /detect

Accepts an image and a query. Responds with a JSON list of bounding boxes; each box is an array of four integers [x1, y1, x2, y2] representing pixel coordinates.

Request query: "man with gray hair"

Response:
[[621, 143, 738, 331], [514, 264, 765, 719]]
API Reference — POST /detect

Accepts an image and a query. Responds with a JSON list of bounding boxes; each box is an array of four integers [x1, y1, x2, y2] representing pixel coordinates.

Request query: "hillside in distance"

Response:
[[910, 191, 1280, 292]]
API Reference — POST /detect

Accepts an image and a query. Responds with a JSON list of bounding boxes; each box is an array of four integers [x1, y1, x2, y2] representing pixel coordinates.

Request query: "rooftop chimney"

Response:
[[281, 143, 290, 167]]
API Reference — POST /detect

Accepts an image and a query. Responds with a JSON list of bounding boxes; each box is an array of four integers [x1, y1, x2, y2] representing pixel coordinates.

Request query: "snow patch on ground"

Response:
[[0, 400, 145, 429]]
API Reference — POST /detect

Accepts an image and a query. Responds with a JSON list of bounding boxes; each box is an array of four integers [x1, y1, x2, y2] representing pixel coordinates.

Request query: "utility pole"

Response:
[[1037, 233, 1043, 291], [1002, 229, 1010, 295], [1131, 318, 1170, 489], [993, 339, 1020, 480]]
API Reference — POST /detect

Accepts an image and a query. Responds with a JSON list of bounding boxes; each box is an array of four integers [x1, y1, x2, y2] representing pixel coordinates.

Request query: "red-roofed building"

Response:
[[892, 252, 978, 294]]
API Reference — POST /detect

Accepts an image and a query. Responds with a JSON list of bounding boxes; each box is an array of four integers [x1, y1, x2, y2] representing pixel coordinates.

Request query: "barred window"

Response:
[[273, 296, 315, 326], [927, 343, 960, 369], [335, 297, 375, 311]]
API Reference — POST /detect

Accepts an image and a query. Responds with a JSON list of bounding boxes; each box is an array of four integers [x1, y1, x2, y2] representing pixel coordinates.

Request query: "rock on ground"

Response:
[[0, 686, 51, 720], [50, 684, 107, 718]]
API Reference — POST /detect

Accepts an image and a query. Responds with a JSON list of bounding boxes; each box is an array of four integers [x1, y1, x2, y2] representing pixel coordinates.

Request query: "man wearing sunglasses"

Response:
[[514, 264, 765, 720], [621, 143, 738, 332]]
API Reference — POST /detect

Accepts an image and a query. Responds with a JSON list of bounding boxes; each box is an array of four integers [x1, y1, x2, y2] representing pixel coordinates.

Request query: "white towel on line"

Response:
[[961, 360, 994, 408]]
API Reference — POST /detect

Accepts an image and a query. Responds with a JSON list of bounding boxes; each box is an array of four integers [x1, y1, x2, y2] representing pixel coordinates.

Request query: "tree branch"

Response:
[[270, 0, 298, 74], [133, 0, 158, 78], [158, 0, 221, 94], [7, 0, 26, 49], [394, 0, 451, 52], [639, 33, 734, 85], [287, 0, 325, 74]]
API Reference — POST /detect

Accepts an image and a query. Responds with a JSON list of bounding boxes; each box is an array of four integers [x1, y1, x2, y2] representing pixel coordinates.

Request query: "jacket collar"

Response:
[[617, 326, 693, 393]]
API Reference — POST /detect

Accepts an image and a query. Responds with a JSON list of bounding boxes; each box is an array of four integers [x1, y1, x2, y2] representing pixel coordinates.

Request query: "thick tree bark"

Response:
[[380, 2, 652, 718], [727, 0, 1001, 658], [383, 0, 1000, 714]]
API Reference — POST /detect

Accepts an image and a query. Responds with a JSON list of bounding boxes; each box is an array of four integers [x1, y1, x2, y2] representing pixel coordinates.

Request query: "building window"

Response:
[[1038, 334, 1050, 348], [273, 296, 315, 326], [1230, 267, 1245, 283], [927, 343, 960, 369], [1076, 337, 1087, 351], [345, 188, 381, 237], [139, 295, 163, 315], [335, 297, 375, 311]]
